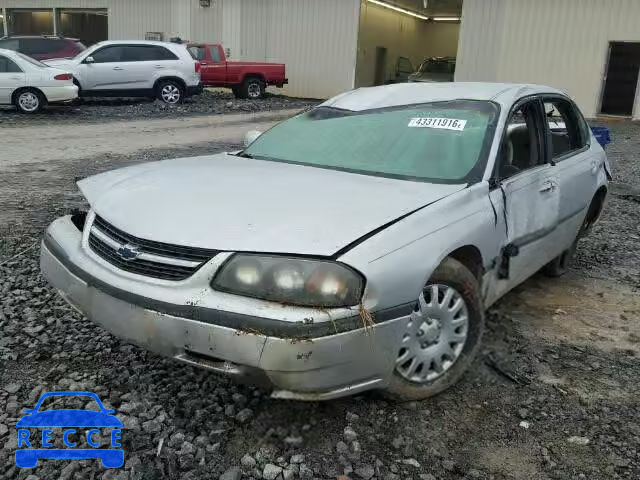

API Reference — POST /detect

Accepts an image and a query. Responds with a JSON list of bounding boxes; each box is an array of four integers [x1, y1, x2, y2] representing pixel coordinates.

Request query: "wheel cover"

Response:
[[247, 82, 261, 98], [395, 283, 469, 383], [161, 84, 180, 104], [18, 92, 39, 112]]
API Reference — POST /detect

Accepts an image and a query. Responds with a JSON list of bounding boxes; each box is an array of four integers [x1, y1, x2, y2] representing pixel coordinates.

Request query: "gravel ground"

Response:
[[0, 122, 638, 480], [0, 90, 316, 127]]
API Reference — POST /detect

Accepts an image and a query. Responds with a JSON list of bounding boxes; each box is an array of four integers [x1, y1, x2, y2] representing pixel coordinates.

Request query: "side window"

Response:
[[154, 47, 178, 60], [123, 46, 178, 61], [91, 46, 124, 63], [188, 46, 206, 60], [498, 101, 543, 179], [210, 47, 221, 62], [396, 57, 413, 74], [0, 55, 23, 73], [543, 98, 587, 159]]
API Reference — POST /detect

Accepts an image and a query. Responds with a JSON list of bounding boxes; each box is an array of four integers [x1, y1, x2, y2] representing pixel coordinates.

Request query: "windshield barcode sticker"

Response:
[[408, 117, 467, 131]]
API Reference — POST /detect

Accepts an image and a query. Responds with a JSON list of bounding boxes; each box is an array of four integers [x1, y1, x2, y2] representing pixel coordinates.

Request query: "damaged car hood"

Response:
[[79, 154, 465, 256]]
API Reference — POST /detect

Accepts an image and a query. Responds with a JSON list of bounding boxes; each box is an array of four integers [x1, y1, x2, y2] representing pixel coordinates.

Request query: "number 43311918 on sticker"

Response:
[[408, 117, 467, 131]]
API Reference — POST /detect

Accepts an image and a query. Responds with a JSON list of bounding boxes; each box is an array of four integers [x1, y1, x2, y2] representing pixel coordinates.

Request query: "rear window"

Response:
[[0, 55, 22, 73], [16, 52, 48, 68], [188, 46, 206, 60]]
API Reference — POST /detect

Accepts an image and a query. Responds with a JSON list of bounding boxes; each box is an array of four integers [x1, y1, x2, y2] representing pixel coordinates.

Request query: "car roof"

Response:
[[0, 35, 79, 40], [92, 40, 183, 47], [321, 82, 567, 112]]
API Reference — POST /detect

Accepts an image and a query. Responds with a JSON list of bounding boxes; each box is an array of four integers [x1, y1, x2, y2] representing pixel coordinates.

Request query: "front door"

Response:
[[80, 45, 126, 90], [0, 55, 26, 103], [488, 98, 560, 302], [600, 42, 640, 116]]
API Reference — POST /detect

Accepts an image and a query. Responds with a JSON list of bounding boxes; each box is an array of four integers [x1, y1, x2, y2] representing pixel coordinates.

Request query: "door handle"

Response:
[[10, 76, 22, 80], [539, 180, 556, 193], [112, 67, 124, 71], [153, 65, 166, 69]]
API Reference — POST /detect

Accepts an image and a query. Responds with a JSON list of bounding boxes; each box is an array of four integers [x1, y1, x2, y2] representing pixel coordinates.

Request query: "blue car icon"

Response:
[[16, 391, 123, 468]]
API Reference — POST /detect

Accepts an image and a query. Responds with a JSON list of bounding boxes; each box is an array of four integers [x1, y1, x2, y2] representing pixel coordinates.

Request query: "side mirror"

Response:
[[84, 56, 95, 64], [243, 130, 262, 147]]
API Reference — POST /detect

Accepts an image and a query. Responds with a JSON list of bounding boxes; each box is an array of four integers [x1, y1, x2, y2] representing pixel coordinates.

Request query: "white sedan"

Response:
[[0, 48, 78, 113]]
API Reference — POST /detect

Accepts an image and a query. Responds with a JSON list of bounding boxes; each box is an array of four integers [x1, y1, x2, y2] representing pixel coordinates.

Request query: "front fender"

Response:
[[339, 183, 500, 312]]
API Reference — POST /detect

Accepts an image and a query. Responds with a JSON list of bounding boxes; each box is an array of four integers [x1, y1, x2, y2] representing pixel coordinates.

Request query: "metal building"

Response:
[[457, 0, 640, 119], [2, 0, 639, 118]]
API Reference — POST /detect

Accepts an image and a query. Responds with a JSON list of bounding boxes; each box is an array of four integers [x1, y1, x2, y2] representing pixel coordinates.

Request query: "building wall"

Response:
[[355, 0, 459, 87], [457, 0, 640, 119], [233, 0, 361, 99]]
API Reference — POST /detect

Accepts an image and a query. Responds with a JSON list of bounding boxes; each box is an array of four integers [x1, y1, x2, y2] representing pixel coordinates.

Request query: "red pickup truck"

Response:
[[187, 43, 287, 99]]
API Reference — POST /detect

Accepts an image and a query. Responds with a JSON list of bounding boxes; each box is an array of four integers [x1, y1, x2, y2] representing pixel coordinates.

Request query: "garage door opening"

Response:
[[57, 9, 108, 46], [355, 0, 462, 88], [600, 42, 640, 116], [6, 9, 54, 36]]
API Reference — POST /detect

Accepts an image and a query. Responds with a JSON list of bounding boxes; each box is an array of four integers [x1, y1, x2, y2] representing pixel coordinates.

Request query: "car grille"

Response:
[[88, 215, 219, 281]]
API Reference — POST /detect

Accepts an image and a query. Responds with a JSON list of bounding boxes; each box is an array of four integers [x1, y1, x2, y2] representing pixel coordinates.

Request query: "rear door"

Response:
[[0, 54, 26, 104], [542, 96, 599, 242], [120, 45, 180, 90], [488, 97, 561, 300]]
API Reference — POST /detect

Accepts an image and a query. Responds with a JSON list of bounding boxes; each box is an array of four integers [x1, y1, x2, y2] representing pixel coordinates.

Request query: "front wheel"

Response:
[[385, 257, 485, 401], [15, 89, 44, 113], [156, 80, 184, 104]]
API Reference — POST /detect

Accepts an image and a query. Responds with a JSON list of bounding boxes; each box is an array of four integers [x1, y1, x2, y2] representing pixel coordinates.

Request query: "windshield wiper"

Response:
[[235, 152, 254, 159]]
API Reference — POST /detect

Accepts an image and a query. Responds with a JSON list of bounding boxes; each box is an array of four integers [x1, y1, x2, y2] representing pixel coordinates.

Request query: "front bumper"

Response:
[[41, 216, 409, 400]]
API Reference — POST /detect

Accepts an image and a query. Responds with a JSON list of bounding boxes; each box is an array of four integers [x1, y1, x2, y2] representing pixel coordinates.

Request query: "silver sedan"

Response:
[[41, 82, 610, 401]]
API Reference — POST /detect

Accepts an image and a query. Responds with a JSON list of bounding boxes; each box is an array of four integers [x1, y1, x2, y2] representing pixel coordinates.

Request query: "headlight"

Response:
[[212, 254, 365, 307]]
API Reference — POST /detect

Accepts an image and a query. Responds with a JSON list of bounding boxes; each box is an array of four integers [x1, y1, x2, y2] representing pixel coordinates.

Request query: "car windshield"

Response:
[[242, 100, 499, 183], [16, 52, 48, 68]]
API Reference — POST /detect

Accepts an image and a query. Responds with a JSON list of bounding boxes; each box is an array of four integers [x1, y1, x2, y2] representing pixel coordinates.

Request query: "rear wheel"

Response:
[[240, 77, 265, 99], [385, 257, 485, 401], [156, 80, 184, 104], [15, 88, 44, 113]]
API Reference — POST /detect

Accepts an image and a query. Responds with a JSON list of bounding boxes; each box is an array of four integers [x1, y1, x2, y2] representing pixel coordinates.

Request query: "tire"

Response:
[[156, 79, 184, 104], [385, 257, 485, 401], [240, 77, 265, 99], [543, 237, 578, 278], [581, 191, 606, 237], [15, 88, 44, 113]]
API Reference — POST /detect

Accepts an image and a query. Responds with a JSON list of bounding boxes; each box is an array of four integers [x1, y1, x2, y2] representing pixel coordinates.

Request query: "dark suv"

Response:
[[0, 36, 86, 60]]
